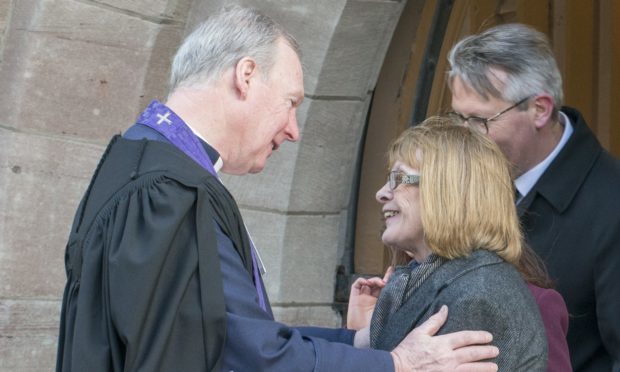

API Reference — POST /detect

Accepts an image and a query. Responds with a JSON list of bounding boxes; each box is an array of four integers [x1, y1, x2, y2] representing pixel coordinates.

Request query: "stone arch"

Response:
[[0, 0, 407, 367]]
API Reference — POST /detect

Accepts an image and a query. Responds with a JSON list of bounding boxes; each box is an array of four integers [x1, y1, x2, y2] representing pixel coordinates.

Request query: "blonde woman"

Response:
[[350, 116, 548, 370]]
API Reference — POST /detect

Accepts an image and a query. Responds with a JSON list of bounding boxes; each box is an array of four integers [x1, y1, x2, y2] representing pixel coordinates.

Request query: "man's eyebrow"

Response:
[[451, 108, 485, 118]]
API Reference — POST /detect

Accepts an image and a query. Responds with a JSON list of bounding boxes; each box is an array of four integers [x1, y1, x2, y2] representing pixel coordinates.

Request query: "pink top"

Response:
[[527, 283, 572, 372]]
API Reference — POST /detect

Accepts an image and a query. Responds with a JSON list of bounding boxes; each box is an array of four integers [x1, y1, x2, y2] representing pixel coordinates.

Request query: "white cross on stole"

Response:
[[156, 111, 172, 125]]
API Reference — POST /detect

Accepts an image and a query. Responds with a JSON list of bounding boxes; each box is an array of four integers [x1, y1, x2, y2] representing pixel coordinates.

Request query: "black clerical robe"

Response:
[[56, 136, 253, 371]]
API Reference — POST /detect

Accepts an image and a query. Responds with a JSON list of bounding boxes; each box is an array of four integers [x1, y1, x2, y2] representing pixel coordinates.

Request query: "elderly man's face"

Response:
[[235, 39, 304, 174]]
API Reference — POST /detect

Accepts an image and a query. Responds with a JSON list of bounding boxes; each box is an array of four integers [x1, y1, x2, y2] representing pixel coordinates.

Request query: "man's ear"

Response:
[[532, 94, 555, 129], [234, 57, 258, 99]]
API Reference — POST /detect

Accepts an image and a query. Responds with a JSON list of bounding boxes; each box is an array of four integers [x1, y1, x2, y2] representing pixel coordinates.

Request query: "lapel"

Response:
[[375, 250, 503, 349], [517, 188, 536, 217]]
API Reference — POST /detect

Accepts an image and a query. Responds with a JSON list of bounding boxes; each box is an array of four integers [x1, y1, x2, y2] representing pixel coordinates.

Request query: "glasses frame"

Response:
[[388, 171, 420, 190], [447, 95, 533, 133]]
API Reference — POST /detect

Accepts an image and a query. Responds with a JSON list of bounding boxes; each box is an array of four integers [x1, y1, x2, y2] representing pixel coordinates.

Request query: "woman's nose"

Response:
[[376, 182, 392, 203]]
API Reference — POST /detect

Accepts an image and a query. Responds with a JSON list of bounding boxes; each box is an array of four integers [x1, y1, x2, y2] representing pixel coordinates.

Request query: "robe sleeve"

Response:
[[104, 177, 225, 371], [214, 226, 394, 371]]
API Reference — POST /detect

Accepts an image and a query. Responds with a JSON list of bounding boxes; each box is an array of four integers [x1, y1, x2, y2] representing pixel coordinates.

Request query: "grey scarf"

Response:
[[370, 254, 447, 348]]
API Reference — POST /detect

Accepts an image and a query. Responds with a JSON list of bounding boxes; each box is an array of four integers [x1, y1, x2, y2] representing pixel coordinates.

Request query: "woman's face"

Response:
[[376, 160, 430, 261]]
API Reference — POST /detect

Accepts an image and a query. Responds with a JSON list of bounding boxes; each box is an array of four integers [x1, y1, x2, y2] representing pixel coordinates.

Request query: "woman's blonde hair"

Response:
[[388, 116, 522, 265]]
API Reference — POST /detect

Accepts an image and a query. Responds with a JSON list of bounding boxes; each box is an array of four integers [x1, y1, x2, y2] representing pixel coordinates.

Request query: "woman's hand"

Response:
[[346, 267, 393, 330]]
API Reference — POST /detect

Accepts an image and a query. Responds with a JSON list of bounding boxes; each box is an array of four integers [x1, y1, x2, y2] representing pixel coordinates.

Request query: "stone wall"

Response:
[[0, 0, 406, 369]]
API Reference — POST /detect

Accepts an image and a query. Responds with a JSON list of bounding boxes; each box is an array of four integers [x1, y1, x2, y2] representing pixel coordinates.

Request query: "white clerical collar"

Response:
[[212, 157, 223, 173], [515, 111, 573, 202], [186, 123, 223, 173]]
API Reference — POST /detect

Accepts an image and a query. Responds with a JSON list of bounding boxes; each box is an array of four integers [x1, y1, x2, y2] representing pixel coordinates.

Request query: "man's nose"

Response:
[[285, 110, 300, 141]]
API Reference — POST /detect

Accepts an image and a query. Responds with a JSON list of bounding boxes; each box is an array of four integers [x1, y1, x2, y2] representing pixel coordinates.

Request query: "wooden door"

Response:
[[354, 0, 620, 275]]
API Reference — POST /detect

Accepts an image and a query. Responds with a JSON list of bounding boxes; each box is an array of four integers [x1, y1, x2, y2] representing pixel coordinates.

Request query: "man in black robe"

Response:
[[56, 6, 500, 372]]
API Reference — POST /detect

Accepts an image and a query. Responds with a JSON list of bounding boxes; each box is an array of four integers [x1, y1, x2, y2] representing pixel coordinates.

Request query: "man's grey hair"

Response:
[[447, 23, 563, 111], [169, 5, 300, 93]]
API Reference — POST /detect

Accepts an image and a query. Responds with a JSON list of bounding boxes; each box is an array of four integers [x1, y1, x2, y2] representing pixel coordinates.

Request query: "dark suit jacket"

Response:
[[373, 250, 547, 371], [519, 107, 620, 371]]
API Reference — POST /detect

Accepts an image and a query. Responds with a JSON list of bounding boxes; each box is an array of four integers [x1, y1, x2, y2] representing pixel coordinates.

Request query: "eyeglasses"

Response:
[[388, 171, 420, 190], [447, 95, 533, 134]]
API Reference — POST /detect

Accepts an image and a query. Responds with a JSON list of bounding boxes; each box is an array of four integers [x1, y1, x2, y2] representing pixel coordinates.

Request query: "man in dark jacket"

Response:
[[55, 5, 500, 372], [447, 23, 620, 371]]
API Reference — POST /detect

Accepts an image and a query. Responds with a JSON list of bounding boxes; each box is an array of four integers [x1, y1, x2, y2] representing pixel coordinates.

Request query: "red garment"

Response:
[[528, 283, 572, 372]]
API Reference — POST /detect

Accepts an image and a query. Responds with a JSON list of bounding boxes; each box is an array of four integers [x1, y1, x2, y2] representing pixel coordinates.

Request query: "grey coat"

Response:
[[373, 249, 547, 371]]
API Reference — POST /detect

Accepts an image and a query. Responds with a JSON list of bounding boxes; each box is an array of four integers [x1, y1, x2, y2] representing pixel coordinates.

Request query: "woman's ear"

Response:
[[532, 94, 555, 129], [234, 57, 258, 99]]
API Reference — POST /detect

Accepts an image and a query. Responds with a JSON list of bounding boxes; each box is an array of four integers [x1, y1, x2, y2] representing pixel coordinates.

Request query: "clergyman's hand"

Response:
[[391, 305, 498, 372]]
